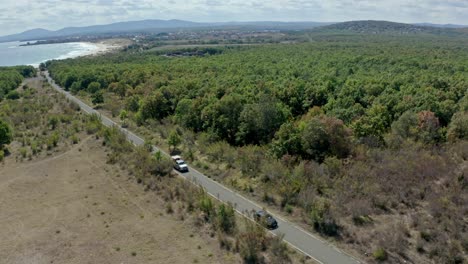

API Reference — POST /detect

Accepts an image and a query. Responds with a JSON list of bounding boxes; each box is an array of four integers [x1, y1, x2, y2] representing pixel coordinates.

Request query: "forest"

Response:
[[46, 35, 467, 263], [0, 66, 36, 100]]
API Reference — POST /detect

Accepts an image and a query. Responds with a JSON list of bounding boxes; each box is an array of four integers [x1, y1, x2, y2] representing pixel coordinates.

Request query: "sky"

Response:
[[1, 0, 468, 36]]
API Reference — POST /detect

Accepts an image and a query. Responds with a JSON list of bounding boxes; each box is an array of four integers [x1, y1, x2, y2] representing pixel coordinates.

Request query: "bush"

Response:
[[6, 90, 20, 100], [0, 149, 4, 161], [153, 156, 173, 176], [198, 193, 215, 221], [216, 203, 236, 234], [0, 120, 12, 149], [47, 132, 59, 149], [91, 91, 104, 105], [166, 203, 174, 214], [285, 204, 293, 214], [19, 147, 27, 158], [237, 220, 267, 264], [269, 234, 291, 264], [373, 248, 388, 261], [31, 141, 40, 155], [310, 198, 339, 236], [71, 135, 79, 144]]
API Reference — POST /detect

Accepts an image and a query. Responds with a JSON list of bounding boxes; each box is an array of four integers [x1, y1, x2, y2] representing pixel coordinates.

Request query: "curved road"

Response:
[[44, 71, 362, 264]]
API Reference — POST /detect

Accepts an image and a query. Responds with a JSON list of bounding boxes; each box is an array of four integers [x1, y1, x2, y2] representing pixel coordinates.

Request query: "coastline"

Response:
[[86, 38, 130, 57], [27, 39, 129, 68]]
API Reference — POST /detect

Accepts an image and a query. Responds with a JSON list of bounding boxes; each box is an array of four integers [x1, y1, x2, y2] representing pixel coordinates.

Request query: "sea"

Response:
[[0, 41, 101, 67]]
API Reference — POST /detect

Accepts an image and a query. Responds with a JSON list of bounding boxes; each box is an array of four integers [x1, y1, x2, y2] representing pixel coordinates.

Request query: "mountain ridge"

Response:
[[316, 20, 467, 35], [1, 19, 467, 43], [0, 19, 335, 42]]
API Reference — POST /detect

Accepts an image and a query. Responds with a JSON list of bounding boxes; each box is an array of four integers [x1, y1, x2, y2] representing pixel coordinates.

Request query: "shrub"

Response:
[[153, 156, 173, 176], [269, 234, 291, 264], [310, 198, 339, 236], [166, 203, 174, 214], [352, 215, 373, 226], [71, 135, 79, 144], [47, 132, 59, 149], [0, 120, 12, 149], [6, 90, 20, 100], [199, 194, 215, 220], [373, 248, 388, 261], [237, 220, 267, 264], [31, 141, 40, 155], [168, 130, 181, 152], [48, 116, 59, 129], [216, 203, 236, 234], [19, 147, 27, 158], [91, 91, 104, 105], [0, 149, 4, 161]]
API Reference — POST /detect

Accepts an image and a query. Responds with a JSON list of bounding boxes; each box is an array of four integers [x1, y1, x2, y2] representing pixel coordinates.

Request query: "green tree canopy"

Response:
[[0, 120, 12, 149]]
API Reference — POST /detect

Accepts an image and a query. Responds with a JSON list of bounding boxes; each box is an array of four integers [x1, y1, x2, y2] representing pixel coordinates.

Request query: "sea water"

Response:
[[0, 41, 100, 67]]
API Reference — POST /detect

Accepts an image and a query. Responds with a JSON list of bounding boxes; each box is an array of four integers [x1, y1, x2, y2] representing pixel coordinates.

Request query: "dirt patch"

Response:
[[0, 137, 238, 264]]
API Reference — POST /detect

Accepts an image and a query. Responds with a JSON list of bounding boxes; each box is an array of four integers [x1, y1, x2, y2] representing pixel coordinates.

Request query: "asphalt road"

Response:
[[44, 71, 362, 264]]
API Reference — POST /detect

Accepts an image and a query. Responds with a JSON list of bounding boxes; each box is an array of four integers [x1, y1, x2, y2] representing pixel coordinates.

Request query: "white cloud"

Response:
[[0, 0, 467, 35]]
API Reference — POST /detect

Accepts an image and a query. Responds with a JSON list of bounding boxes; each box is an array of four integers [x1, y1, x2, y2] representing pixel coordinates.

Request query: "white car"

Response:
[[172, 155, 189, 172]]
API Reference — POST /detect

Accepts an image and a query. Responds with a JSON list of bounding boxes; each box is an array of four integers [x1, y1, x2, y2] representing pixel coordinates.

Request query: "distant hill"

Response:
[[214, 21, 334, 29], [413, 23, 468, 29], [0, 19, 331, 43], [320, 20, 443, 35], [0, 19, 204, 42], [2, 19, 466, 43], [0, 28, 54, 43]]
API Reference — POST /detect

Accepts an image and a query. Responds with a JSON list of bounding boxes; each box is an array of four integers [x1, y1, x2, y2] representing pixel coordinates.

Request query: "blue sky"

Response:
[[1, 0, 467, 35]]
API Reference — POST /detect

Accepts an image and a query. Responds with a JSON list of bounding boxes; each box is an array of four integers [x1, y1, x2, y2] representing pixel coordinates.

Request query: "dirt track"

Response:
[[0, 137, 238, 264]]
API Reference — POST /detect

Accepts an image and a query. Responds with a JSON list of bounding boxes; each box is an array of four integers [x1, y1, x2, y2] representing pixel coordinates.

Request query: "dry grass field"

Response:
[[0, 135, 239, 264]]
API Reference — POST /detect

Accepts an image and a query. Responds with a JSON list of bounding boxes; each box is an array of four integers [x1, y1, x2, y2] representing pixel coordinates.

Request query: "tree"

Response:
[[70, 81, 82, 94], [201, 94, 243, 144], [91, 91, 104, 105], [417, 110, 440, 143], [87, 81, 101, 94], [119, 110, 128, 127], [237, 96, 289, 145], [352, 104, 391, 141], [447, 111, 468, 141], [271, 122, 302, 158], [391, 111, 418, 139], [139, 91, 171, 120], [301, 118, 330, 162], [0, 120, 12, 149], [119, 109, 128, 121], [168, 130, 181, 152], [175, 98, 203, 131], [125, 95, 140, 112]]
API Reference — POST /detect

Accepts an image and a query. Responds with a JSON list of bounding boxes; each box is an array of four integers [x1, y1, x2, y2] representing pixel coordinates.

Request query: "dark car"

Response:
[[254, 210, 278, 229]]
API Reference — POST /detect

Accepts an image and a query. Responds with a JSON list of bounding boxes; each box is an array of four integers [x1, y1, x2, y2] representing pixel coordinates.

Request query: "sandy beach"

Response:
[[90, 39, 131, 55], [59, 38, 131, 60]]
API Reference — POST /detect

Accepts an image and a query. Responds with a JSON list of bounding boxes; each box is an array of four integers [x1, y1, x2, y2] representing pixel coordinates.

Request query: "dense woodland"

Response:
[[45, 35, 468, 263], [0, 66, 36, 100]]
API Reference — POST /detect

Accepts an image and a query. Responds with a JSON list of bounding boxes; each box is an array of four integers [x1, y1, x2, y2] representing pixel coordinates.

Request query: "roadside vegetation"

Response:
[[45, 34, 468, 263], [0, 66, 36, 100], [0, 74, 84, 162], [0, 72, 306, 264], [92, 117, 307, 264]]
